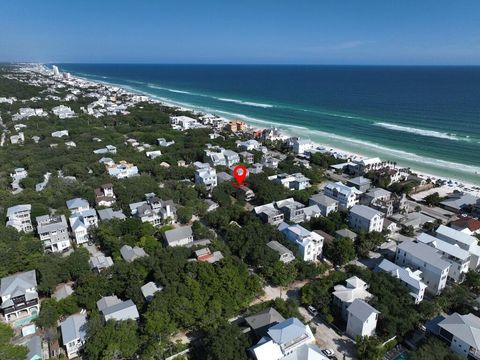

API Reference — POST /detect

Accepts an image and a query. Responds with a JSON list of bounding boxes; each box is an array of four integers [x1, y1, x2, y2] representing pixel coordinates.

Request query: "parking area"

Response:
[[299, 307, 357, 360]]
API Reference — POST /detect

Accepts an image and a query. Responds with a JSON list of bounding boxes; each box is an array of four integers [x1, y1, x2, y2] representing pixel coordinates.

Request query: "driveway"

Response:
[[299, 307, 358, 360]]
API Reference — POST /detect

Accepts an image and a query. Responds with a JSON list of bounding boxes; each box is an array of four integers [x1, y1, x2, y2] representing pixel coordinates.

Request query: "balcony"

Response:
[[3, 298, 38, 314]]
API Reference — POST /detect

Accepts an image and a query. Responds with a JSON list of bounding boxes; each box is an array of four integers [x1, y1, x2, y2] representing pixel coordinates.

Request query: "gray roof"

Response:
[[267, 241, 293, 256], [282, 344, 329, 360], [6, 204, 31, 216], [0, 270, 37, 297], [335, 228, 357, 240], [53, 283, 74, 300], [36, 214, 68, 232], [309, 194, 337, 206], [245, 307, 285, 332], [66, 198, 89, 210], [397, 241, 451, 270], [268, 317, 308, 345], [26, 335, 42, 360], [102, 299, 139, 320], [348, 176, 372, 186], [216, 172, 233, 183], [347, 299, 379, 322], [436, 225, 477, 248], [120, 245, 147, 263], [366, 188, 391, 199], [440, 193, 479, 211], [97, 295, 122, 312], [438, 313, 480, 349], [89, 255, 114, 270], [97, 208, 126, 221], [141, 282, 163, 300], [349, 205, 382, 220], [164, 226, 193, 246], [61, 313, 87, 344]]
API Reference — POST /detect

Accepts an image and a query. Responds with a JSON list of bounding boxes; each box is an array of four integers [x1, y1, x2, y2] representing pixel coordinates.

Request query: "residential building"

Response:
[[254, 203, 284, 225], [335, 228, 358, 241], [437, 313, 480, 359], [0, 270, 39, 323], [194, 164, 217, 190], [346, 299, 380, 338], [6, 204, 33, 233], [120, 245, 148, 263], [66, 198, 90, 215], [193, 248, 224, 263], [106, 160, 139, 179], [93, 144, 117, 155], [268, 173, 311, 190], [436, 225, 480, 270], [451, 217, 480, 236], [333, 276, 372, 320], [250, 317, 321, 360], [141, 282, 163, 302], [157, 138, 175, 147], [170, 115, 205, 131], [216, 171, 233, 184], [51, 130, 69, 138], [69, 209, 98, 245], [440, 193, 479, 213], [204, 199, 219, 212], [226, 120, 247, 132], [97, 296, 139, 321], [267, 241, 296, 263], [36, 214, 71, 253], [377, 259, 427, 304], [347, 176, 372, 192], [223, 149, 240, 167], [239, 151, 254, 163], [292, 138, 315, 155], [390, 211, 435, 230], [245, 307, 285, 338], [395, 241, 451, 295], [324, 182, 362, 210], [417, 233, 470, 283], [60, 313, 87, 359], [94, 183, 116, 207], [236, 186, 255, 202], [129, 194, 176, 226], [97, 208, 126, 221], [52, 105, 76, 119], [53, 283, 74, 301], [349, 205, 384, 233], [278, 222, 324, 262], [308, 194, 339, 216], [89, 255, 114, 272], [164, 226, 194, 247]]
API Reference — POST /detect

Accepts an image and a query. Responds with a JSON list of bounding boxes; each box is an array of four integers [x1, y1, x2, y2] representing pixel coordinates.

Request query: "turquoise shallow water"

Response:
[[58, 64, 480, 185]]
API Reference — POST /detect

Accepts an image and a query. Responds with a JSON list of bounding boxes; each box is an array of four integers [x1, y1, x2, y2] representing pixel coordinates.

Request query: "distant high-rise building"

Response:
[[52, 65, 60, 76]]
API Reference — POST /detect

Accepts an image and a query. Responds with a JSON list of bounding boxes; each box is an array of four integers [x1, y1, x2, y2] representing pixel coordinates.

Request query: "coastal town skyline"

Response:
[[1, 1, 480, 65]]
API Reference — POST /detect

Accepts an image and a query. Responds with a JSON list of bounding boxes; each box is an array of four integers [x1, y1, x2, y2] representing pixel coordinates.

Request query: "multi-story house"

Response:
[[268, 173, 311, 190], [0, 270, 39, 323], [69, 209, 98, 245], [278, 222, 324, 262], [254, 203, 284, 225], [349, 205, 384, 233], [129, 194, 177, 226], [333, 276, 372, 320], [417, 233, 470, 283], [436, 225, 480, 270], [377, 259, 427, 304], [6, 204, 33, 233], [36, 214, 71, 253], [346, 299, 380, 339], [324, 182, 362, 210], [194, 164, 217, 190], [395, 241, 451, 295], [66, 198, 90, 215], [106, 160, 139, 179], [309, 194, 339, 216], [60, 313, 87, 359], [437, 313, 480, 359], [94, 183, 116, 207]]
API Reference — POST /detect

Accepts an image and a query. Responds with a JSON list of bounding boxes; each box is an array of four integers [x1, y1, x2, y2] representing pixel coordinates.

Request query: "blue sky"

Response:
[[1, 0, 479, 64]]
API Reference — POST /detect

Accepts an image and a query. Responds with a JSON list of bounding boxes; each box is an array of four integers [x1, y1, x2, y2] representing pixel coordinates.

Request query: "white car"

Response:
[[307, 305, 318, 317], [322, 349, 335, 357]]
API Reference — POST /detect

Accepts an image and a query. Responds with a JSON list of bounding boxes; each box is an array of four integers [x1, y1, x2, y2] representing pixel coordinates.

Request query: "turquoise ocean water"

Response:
[[58, 64, 480, 185]]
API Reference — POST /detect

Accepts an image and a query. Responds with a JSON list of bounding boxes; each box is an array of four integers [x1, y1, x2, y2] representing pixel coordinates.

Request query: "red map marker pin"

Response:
[[233, 165, 247, 186]]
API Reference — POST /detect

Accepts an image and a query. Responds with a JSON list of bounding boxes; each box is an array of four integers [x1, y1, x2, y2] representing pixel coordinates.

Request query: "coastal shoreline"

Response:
[[66, 68, 480, 196]]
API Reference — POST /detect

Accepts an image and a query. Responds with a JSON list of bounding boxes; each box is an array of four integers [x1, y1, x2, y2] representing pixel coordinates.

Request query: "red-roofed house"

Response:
[[451, 217, 480, 236]]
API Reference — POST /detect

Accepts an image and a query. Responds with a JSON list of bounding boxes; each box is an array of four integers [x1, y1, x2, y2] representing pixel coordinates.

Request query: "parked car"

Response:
[[307, 305, 318, 317], [322, 349, 335, 358]]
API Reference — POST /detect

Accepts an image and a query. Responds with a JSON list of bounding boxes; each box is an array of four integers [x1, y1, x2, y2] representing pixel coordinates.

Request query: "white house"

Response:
[[346, 299, 380, 338], [308, 194, 338, 216], [97, 296, 139, 321], [60, 313, 87, 359], [292, 138, 315, 155], [194, 164, 217, 190], [395, 241, 450, 295], [106, 160, 139, 179], [51, 130, 69, 138], [69, 209, 98, 245], [278, 222, 323, 262], [377, 259, 427, 304], [267, 241, 296, 264], [66, 198, 90, 215], [436, 225, 480, 270], [324, 182, 362, 210], [268, 173, 311, 191], [417, 233, 470, 283], [36, 214, 71, 253], [437, 313, 480, 359], [164, 226, 194, 247], [6, 204, 33, 233], [333, 276, 372, 320], [349, 205, 384, 233]]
